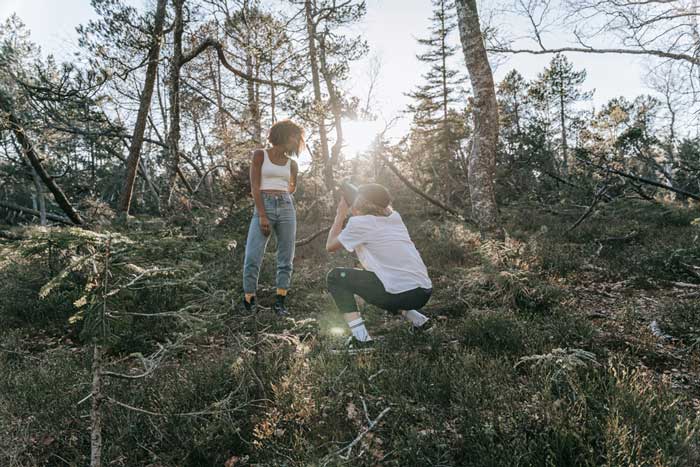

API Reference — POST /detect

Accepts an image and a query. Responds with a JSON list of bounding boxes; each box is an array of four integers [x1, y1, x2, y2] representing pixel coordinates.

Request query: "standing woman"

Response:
[[242, 120, 303, 315]]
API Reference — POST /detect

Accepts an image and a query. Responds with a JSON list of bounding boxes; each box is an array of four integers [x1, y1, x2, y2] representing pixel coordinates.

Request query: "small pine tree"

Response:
[[531, 53, 592, 176], [405, 0, 467, 195]]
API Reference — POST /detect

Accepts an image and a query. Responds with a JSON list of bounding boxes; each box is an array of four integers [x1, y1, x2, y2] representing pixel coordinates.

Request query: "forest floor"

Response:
[[2, 199, 700, 466]]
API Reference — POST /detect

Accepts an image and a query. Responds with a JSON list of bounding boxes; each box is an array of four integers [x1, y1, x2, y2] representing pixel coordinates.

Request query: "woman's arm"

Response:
[[288, 159, 298, 194], [326, 198, 349, 252], [250, 150, 271, 236]]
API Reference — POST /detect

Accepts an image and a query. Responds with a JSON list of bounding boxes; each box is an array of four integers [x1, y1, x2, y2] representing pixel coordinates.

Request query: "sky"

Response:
[[1, 0, 653, 156]]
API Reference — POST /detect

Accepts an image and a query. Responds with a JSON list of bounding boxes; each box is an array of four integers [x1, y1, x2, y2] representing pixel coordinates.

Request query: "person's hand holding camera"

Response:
[[336, 197, 349, 219]]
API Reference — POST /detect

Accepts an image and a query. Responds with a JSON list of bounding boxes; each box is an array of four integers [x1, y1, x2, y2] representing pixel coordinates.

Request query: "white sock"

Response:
[[347, 318, 372, 342], [402, 309, 429, 327]]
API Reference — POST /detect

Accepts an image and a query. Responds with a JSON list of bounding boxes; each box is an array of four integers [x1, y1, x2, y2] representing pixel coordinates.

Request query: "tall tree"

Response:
[[406, 0, 463, 159], [304, 0, 333, 190], [532, 53, 592, 175], [455, 0, 502, 239], [404, 0, 467, 198], [298, 0, 366, 191], [163, 0, 185, 208], [117, 0, 168, 215]]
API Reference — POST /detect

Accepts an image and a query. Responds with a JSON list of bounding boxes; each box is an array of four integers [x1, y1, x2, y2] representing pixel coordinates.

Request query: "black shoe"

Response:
[[273, 295, 289, 317], [242, 296, 257, 313], [411, 319, 434, 334], [345, 336, 375, 353]]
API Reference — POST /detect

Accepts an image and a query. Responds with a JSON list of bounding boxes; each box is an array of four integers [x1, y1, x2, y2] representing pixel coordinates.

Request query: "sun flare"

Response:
[[342, 119, 386, 158]]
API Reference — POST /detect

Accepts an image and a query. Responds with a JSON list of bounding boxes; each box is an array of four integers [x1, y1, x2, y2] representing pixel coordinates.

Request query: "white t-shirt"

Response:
[[337, 211, 432, 294]]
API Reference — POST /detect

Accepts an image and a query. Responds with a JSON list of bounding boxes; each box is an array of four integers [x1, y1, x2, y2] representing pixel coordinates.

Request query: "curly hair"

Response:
[[268, 120, 305, 155]]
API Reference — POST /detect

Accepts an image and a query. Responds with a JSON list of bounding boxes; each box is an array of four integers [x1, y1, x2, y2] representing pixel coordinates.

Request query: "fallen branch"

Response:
[[670, 281, 700, 289], [193, 164, 227, 193], [567, 185, 609, 232], [324, 406, 391, 464], [0, 200, 73, 225], [295, 226, 331, 247], [0, 229, 25, 240], [381, 157, 475, 225], [681, 263, 700, 280], [104, 395, 261, 417], [576, 156, 700, 201], [597, 231, 639, 243]]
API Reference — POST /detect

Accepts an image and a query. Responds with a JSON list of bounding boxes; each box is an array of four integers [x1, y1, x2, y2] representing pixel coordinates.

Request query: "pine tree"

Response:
[[497, 69, 530, 163], [405, 0, 466, 194], [531, 53, 592, 175], [407, 0, 463, 152]]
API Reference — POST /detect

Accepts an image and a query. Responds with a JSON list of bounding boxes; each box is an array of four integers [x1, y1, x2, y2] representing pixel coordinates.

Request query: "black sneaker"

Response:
[[345, 336, 375, 353], [242, 296, 257, 313], [329, 336, 376, 354], [273, 295, 289, 317], [411, 319, 435, 334]]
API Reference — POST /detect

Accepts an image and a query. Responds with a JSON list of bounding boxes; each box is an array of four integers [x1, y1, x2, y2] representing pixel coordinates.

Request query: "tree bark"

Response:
[[440, 0, 450, 159], [0, 93, 84, 225], [559, 86, 568, 176], [246, 52, 262, 143], [305, 0, 333, 191], [243, 1, 263, 145], [455, 0, 502, 239], [164, 0, 184, 208], [118, 0, 168, 215], [89, 343, 104, 467], [319, 32, 342, 187]]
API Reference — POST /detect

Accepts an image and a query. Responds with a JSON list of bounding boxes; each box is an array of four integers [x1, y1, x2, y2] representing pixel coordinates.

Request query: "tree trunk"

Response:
[[319, 33, 342, 185], [118, 0, 168, 215], [305, 0, 333, 191], [31, 166, 47, 226], [164, 0, 184, 208], [211, 51, 230, 161], [455, 0, 502, 239], [269, 54, 277, 123], [246, 51, 262, 143], [559, 85, 568, 176], [89, 343, 104, 467], [440, 0, 450, 159], [0, 94, 84, 225]]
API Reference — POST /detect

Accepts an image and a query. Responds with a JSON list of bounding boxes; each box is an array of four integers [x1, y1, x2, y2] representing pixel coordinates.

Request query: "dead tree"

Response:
[[0, 91, 84, 225]]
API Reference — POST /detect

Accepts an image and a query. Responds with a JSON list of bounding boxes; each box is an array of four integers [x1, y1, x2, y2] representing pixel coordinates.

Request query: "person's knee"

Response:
[[326, 268, 343, 289]]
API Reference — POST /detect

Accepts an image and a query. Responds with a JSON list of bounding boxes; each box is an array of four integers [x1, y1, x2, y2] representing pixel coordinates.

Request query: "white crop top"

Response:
[[259, 149, 291, 191]]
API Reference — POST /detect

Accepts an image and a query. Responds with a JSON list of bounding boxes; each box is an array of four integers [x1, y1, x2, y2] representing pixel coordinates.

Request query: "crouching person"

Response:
[[325, 183, 433, 349]]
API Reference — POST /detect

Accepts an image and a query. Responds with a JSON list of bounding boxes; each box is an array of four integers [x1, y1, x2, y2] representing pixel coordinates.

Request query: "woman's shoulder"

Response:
[[251, 149, 268, 167]]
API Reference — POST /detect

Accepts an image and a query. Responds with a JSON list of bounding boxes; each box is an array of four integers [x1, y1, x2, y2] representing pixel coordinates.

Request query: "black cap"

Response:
[[358, 183, 391, 208], [339, 180, 359, 205]]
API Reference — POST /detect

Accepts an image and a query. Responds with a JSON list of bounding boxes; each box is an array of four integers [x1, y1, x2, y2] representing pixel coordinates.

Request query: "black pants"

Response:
[[326, 268, 432, 314]]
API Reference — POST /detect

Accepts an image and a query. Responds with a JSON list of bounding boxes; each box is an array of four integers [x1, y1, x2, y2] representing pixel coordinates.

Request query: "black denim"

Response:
[[326, 268, 432, 314]]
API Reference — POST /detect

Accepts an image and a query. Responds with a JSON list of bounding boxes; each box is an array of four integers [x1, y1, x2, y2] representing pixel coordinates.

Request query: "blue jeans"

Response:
[[243, 192, 296, 293]]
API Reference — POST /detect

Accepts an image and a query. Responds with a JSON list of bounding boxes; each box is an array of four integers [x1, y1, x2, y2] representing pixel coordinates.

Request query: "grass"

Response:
[[1, 199, 700, 466]]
